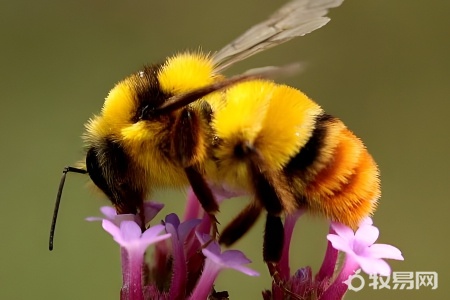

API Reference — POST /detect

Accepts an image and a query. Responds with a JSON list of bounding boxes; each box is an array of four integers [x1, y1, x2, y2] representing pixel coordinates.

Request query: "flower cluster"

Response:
[[88, 189, 403, 300], [263, 213, 404, 300], [88, 190, 259, 300]]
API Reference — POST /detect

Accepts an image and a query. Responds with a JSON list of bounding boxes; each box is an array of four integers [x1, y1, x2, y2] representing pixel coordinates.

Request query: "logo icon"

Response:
[[343, 269, 365, 292]]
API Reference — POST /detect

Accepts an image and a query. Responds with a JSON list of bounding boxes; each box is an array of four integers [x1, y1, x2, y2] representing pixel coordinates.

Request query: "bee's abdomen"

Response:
[[286, 114, 380, 227]]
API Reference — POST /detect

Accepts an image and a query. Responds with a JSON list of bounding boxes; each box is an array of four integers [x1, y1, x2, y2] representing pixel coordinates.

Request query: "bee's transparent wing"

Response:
[[212, 0, 343, 73]]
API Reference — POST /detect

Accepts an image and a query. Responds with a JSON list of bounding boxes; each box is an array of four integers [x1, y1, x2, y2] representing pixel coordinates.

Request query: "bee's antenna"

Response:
[[49, 166, 87, 251]]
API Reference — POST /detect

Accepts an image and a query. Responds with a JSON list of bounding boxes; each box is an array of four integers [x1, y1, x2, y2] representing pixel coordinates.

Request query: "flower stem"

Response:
[[121, 248, 144, 300], [279, 211, 303, 280], [183, 189, 201, 220], [168, 231, 187, 300], [188, 259, 220, 300], [316, 227, 339, 283], [320, 255, 359, 300]]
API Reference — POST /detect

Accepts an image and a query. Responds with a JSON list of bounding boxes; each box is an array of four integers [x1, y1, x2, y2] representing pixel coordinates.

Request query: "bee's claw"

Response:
[[209, 213, 220, 240], [201, 213, 220, 249]]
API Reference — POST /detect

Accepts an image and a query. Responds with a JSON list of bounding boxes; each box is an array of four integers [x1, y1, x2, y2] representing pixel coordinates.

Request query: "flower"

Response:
[[320, 218, 404, 300], [102, 220, 171, 300], [327, 217, 404, 276], [102, 220, 171, 254], [189, 233, 259, 300]]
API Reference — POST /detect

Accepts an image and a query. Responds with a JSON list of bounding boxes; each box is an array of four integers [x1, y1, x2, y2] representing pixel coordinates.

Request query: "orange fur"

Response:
[[304, 127, 380, 228]]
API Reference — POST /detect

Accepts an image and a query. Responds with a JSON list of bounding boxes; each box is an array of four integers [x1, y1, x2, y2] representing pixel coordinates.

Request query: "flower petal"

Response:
[[354, 225, 379, 248], [220, 250, 252, 266], [228, 264, 260, 276], [142, 201, 164, 223], [202, 243, 222, 264], [359, 217, 373, 226], [331, 222, 354, 240], [368, 244, 404, 260], [327, 234, 353, 254], [141, 224, 167, 240], [165, 213, 180, 229], [356, 256, 391, 276], [120, 221, 142, 242], [102, 219, 120, 237], [178, 218, 202, 242], [195, 232, 219, 253], [102, 219, 125, 245], [100, 206, 117, 219], [115, 214, 136, 225], [202, 248, 259, 277], [85, 216, 103, 222]]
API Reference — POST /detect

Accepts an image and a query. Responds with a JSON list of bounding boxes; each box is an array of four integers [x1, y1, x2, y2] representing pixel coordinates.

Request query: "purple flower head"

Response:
[[197, 233, 259, 276], [165, 213, 202, 244], [189, 233, 259, 300], [101, 219, 171, 300], [327, 217, 404, 276]]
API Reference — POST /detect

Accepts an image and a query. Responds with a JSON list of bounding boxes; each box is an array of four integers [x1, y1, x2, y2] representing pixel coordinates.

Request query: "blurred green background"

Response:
[[1, 0, 448, 299]]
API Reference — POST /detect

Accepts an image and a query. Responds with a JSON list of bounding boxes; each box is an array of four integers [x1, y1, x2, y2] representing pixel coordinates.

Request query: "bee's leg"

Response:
[[172, 104, 220, 239], [246, 152, 287, 262], [263, 213, 302, 300], [241, 144, 301, 298], [219, 200, 262, 246], [263, 213, 284, 262], [185, 166, 220, 240], [257, 183, 301, 299]]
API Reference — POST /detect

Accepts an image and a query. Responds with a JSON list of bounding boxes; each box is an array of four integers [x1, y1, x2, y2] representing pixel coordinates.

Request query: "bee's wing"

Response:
[[212, 0, 343, 73]]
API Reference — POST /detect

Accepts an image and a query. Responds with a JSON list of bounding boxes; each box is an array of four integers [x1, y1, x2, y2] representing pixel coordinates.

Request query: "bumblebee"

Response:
[[50, 0, 380, 264]]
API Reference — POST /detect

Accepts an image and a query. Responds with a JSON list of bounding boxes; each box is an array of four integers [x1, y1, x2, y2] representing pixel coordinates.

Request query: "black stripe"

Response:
[[285, 113, 334, 173]]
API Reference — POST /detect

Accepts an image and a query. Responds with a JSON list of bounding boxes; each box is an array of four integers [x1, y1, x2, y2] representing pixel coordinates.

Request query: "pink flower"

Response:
[[321, 218, 404, 300], [327, 217, 404, 276], [102, 220, 171, 255], [102, 220, 171, 300]]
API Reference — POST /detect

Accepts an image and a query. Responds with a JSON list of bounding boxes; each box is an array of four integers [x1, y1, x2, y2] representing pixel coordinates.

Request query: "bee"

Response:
[[50, 0, 380, 265]]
